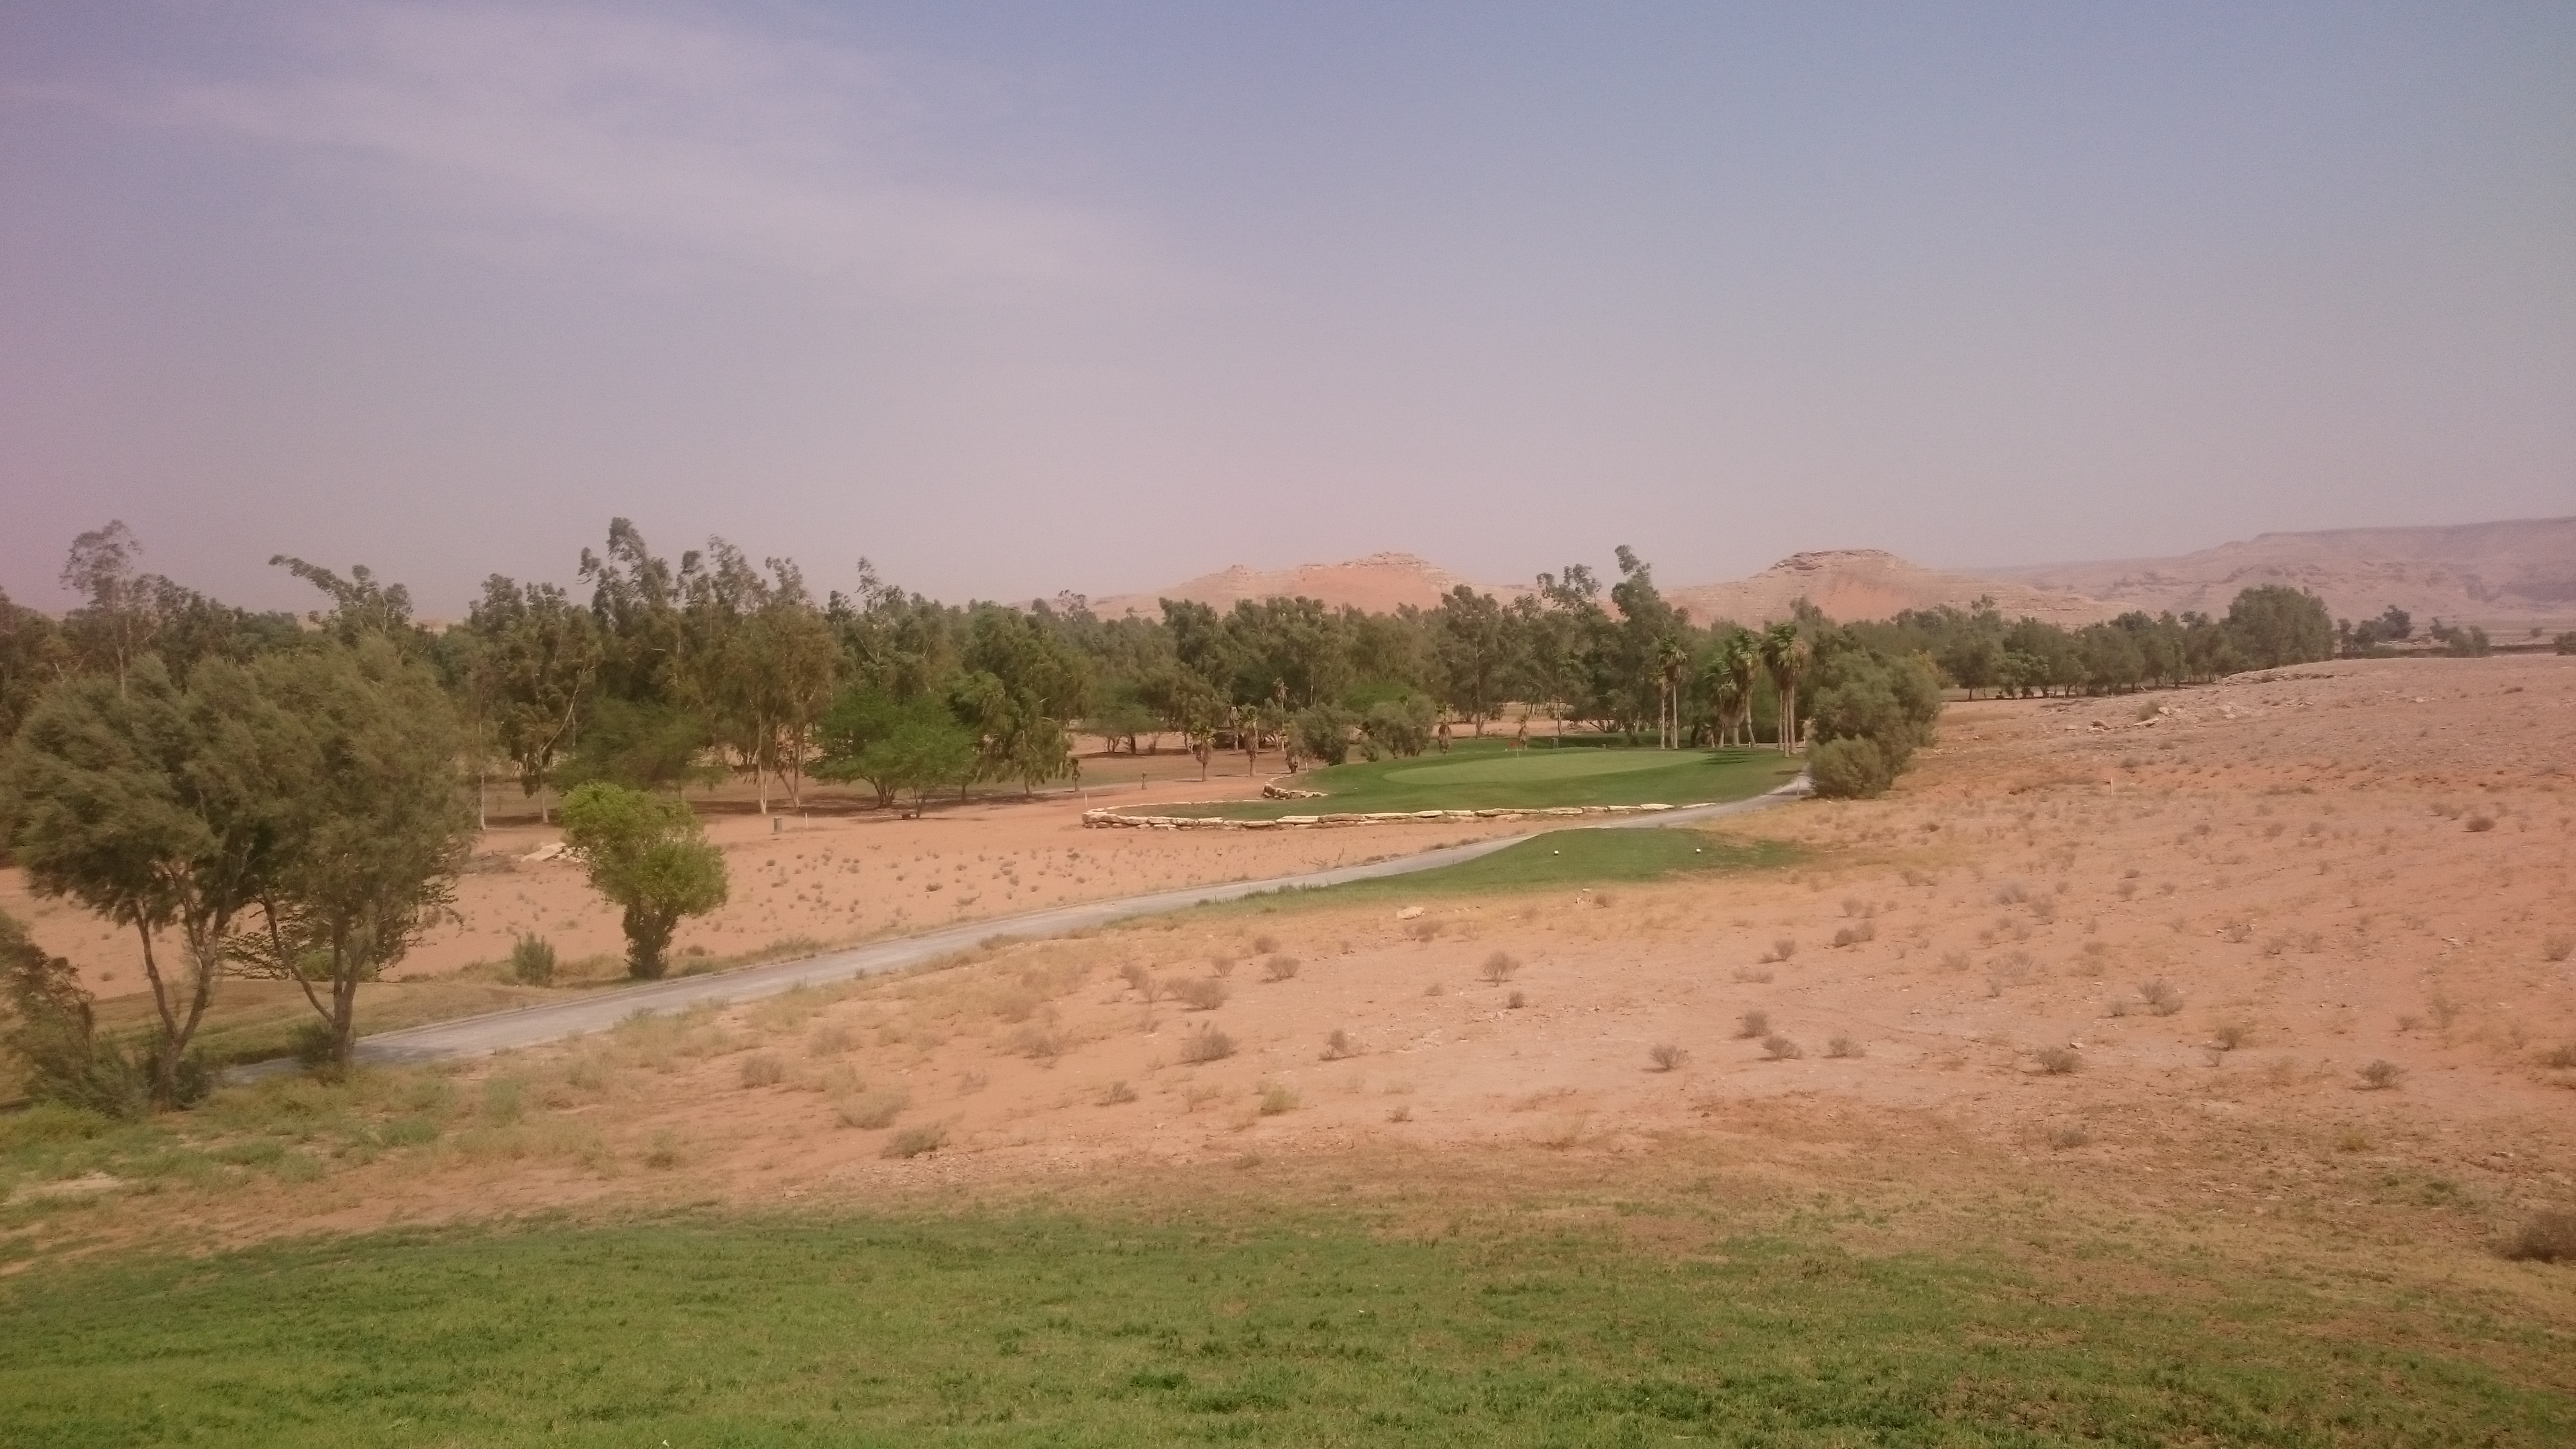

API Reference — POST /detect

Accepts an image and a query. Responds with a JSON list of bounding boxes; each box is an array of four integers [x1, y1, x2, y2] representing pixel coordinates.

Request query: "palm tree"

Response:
[[1760, 622, 1809, 754], [1702, 657, 1741, 750], [1718, 631, 1760, 747], [1654, 634, 1688, 749]]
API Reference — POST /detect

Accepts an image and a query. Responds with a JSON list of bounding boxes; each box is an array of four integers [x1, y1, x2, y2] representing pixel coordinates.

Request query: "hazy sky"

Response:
[[5, 2, 2571, 615]]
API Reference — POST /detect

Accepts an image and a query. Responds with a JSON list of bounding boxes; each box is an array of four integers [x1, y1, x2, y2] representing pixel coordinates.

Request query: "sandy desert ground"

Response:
[[13, 653, 2569, 1279]]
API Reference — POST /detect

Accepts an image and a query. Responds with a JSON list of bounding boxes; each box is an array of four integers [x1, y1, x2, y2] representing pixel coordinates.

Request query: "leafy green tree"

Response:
[[556, 697, 715, 796], [1358, 692, 1437, 758], [466, 575, 604, 820], [1290, 704, 1357, 767], [815, 686, 980, 812], [231, 640, 475, 1067], [1432, 586, 1511, 735], [0, 586, 65, 747], [557, 783, 729, 979], [0, 658, 293, 1106], [2221, 586, 2333, 669], [1808, 737, 1893, 799]]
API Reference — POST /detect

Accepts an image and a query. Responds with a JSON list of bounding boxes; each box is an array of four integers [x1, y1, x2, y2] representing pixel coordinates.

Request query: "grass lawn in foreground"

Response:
[[1169, 739, 1803, 820], [1, 1212, 2565, 1446], [1222, 826, 1800, 914]]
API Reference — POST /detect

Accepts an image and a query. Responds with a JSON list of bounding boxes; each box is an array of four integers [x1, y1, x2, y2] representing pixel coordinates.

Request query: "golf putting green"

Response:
[[1385, 747, 1727, 786]]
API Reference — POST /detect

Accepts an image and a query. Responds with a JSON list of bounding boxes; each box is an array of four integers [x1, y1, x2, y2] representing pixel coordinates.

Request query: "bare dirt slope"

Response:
[[1087, 551, 1520, 619], [36, 655, 2571, 1270], [1990, 517, 2576, 633], [1667, 549, 2116, 628]]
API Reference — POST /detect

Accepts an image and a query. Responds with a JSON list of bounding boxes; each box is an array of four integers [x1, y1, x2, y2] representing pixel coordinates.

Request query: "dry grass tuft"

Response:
[[1097, 1080, 1137, 1106], [1648, 1044, 1688, 1072], [882, 1124, 947, 1159], [834, 1087, 908, 1130], [737, 1054, 787, 1088], [1735, 1010, 1770, 1040], [1256, 1082, 1299, 1116], [1173, 977, 1230, 1011], [2211, 1021, 2253, 1053], [1261, 954, 1302, 982], [1179, 1025, 1236, 1064], [2358, 1059, 2405, 1090], [2499, 1210, 2576, 1263], [1825, 1034, 1863, 1059], [1731, 965, 1774, 983], [1320, 1028, 1357, 1061], [2033, 1045, 2082, 1075], [2139, 979, 2184, 1016], [2544, 935, 2573, 964], [1481, 951, 1521, 984], [1762, 1034, 1804, 1061]]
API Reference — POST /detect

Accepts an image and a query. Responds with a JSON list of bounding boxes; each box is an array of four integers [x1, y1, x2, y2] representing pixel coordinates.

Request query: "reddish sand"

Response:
[[7, 654, 2562, 1261]]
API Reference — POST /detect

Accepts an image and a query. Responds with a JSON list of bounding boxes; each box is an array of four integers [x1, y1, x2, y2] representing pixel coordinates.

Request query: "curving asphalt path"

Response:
[[319, 773, 1811, 1071]]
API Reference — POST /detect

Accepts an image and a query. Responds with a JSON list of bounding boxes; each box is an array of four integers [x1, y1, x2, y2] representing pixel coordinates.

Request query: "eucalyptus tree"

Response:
[[466, 575, 603, 822], [1432, 586, 1511, 735]]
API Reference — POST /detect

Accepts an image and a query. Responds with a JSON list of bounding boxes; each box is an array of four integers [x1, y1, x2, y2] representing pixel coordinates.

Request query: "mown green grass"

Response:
[[1171, 739, 1802, 819], [1, 1210, 2567, 1446], [1226, 828, 1799, 914]]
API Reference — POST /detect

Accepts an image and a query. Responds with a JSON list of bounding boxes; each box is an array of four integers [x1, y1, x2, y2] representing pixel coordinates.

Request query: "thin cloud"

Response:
[[131, 2, 1142, 303]]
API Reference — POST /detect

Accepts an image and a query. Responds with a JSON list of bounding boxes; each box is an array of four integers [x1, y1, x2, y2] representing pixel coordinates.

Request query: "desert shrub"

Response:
[[2543, 936, 2573, 964], [1767, 938, 1798, 963], [1010, 1025, 1065, 1062], [2034, 1046, 2082, 1075], [1359, 694, 1438, 758], [1173, 977, 1230, 1011], [2540, 1043, 2576, 1070], [835, 1087, 908, 1129], [1825, 1034, 1862, 1059], [2047, 1123, 2091, 1150], [1261, 955, 1301, 982], [806, 1024, 854, 1057], [2466, 814, 2496, 833], [1119, 961, 1159, 1000], [1406, 918, 1444, 941], [1481, 951, 1520, 984], [738, 1053, 787, 1088], [1099, 1080, 1137, 1106], [1256, 1082, 1298, 1116], [1809, 737, 1893, 799], [1290, 704, 1357, 767], [1762, 1034, 1804, 1061], [1831, 920, 1876, 947], [1321, 1029, 1356, 1061], [1251, 934, 1279, 955], [1506, 990, 1525, 1010], [1733, 965, 1774, 983], [1, 914, 147, 1118], [2358, 1059, 2404, 1090], [1732, 1010, 1770, 1040], [2499, 1210, 2576, 1263], [2212, 1022, 2253, 1052], [2139, 979, 2184, 1016], [508, 934, 558, 986], [1178, 1025, 1235, 1063], [1648, 1044, 1688, 1072], [883, 1124, 947, 1159]]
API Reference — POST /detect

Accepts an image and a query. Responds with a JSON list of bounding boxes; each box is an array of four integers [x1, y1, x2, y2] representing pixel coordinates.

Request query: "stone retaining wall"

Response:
[[1081, 802, 1702, 830]]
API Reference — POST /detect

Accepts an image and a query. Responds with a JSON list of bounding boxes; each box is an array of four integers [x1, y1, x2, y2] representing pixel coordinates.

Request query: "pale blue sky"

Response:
[[4, 2, 2571, 612]]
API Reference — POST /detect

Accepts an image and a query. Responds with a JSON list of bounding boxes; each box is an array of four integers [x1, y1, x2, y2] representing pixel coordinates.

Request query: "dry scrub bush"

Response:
[[2544, 936, 2573, 964], [1732, 966, 1774, 983], [2212, 1022, 2253, 1053], [1256, 1082, 1298, 1116], [2466, 815, 2496, 833], [1251, 934, 1279, 954], [806, 1024, 855, 1057], [1481, 951, 1521, 983], [1735, 1010, 1770, 1040], [883, 1124, 946, 1159], [835, 1087, 908, 1130], [1010, 1025, 1065, 1063], [1825, 1034, 1863, 1059], [1407, 919, 1444, 941], [2047, 1124, 2091, 1150], [2033, 1046, 2082, 1075], [1173, 977, 1230, 1011], [1262, 955, 1301, 982], [738, 1054, 787, 1088], [1762, 1034, 1804, 1061], [1387, 1103, 1413, 1123], [1831, 920, 1877, 948], [2358, 1059, 2405, 1090], [2540, 1043, 2576, 1070], [1648, 1044, 1688, 1072], [1763, 938, 1798, 963], [2139, 979, 2184, 1016], [1506, 990, 1526, 1009], [2499, 1210, 2576, 1263], [1321, 1028, 1356, 1061], [1119, 962, 1159, 1000], [1099, 1080, 1137, 1106], [1179, 1025, 1236, 1063]]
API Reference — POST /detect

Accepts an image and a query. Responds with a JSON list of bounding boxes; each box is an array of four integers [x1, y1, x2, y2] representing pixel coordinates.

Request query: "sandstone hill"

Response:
[[1984, 517, 2576, 632], [1663, 549, 2116, 629], [1087, 551, 1517, 619]]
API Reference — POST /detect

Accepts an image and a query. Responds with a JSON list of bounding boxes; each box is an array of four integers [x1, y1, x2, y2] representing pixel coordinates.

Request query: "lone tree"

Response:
[[557, 782, 729, 979], [232, 639, 475, 1069], [0, 657, 292, 1106]]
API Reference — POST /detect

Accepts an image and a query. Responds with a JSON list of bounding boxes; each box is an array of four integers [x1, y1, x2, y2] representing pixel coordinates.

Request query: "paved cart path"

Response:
[[334, 776, 1810, 1069]]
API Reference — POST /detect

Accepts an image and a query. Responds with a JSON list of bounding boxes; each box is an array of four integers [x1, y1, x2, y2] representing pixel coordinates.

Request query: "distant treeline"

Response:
[[1, 521, 2406, 821]]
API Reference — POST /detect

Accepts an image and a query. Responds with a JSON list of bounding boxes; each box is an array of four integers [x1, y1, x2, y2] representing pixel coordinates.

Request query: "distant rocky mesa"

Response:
[[1077, 517, 2576, 631]]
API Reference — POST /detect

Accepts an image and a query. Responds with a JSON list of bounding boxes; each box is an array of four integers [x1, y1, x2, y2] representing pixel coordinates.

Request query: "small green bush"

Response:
[[1809, 737, 1892, 799], [509, 934, 558, 986]]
